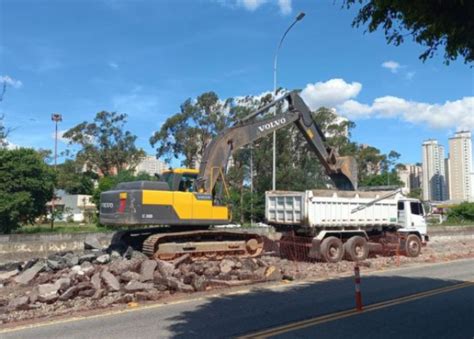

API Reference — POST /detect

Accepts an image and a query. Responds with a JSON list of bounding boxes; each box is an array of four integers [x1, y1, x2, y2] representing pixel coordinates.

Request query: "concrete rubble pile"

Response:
[[0, 237, 288, 318], [0, 235, 473, 324]]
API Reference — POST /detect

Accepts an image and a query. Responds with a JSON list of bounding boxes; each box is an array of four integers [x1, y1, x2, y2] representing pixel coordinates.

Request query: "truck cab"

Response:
[[397, 198, 428, 242]]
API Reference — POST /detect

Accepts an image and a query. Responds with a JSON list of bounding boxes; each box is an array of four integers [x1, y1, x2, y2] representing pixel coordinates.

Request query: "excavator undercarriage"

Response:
[[109, 227, 264, 260]]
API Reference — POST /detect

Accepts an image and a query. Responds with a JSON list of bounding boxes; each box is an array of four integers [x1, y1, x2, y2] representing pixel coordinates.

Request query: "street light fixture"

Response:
[[272, 11, 305, 191], [51, 113, 62, 229]]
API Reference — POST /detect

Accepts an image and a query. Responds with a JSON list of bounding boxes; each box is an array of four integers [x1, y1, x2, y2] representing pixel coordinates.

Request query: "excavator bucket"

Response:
[[330, 156, 358, 191]]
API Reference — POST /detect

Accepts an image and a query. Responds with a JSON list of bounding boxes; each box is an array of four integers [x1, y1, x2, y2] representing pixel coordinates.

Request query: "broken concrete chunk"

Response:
[[91, 272, 102, 290], [173, 254, 191, 268], [79, 253, 97, 264], [120, 271, 141, 282], [101, 270, 120, 291], [134, 290, 161, 301], [95, 254, 110, 265], [192, 275, 208, 292], [63, 253, 79, 267], [78, 289, 95, 297], [140, 260, 157, 282], [108, 258, 142, 275], [71, 265, 85, 276], [0, 269, 18, 281], [14, 261, 45, 285], [159, 276, 194, 293], [130, 250, 148, 262], [37, 283, 59, 303], [156, 260, 175, 278], [8, 296, 29, 311], [54, 277, 71, 291], [84, 236, 103, 250], [124, 280, 154, 292], [59, 286, 79, 301], [219, 259, 235, 274], [80, 261, 95, 275]]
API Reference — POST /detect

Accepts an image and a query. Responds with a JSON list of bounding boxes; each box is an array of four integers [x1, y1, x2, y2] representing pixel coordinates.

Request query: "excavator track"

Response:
[[142, 230, 264, 260]]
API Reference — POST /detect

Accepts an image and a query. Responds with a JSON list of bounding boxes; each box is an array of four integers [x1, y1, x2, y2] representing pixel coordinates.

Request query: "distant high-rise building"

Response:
[[135, 155, 168, 176], [422, 140, 448, 201], [396, 164, 422, 193], [448, 131, 473, 202]]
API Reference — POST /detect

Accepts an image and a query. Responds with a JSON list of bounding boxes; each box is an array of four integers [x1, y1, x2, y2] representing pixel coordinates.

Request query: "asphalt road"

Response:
[[2, 259, 474, 339]]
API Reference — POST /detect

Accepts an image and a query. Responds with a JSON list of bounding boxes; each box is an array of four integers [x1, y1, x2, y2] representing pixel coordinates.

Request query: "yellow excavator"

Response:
[[100, 91, 358, 260]]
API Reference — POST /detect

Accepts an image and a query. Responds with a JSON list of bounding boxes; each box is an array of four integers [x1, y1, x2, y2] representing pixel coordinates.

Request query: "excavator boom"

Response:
[[197, 91, 358, 193]]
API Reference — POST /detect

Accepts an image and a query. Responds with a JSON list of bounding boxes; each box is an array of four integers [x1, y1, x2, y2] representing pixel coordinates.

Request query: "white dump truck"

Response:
[[265, 189, 428, 262]]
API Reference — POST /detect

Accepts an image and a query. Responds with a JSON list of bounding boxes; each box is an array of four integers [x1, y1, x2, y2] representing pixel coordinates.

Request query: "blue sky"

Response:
[[0, 0, 473, 165]]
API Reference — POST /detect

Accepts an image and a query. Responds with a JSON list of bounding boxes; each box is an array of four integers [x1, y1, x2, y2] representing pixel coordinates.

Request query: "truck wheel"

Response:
[[320, 237, 344, 263], [405, 234, 421, 257], [344, 236, 368, 262]]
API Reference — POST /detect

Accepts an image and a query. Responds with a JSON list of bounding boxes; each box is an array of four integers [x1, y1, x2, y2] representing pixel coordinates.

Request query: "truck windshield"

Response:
[[410, 202, 423, 215]]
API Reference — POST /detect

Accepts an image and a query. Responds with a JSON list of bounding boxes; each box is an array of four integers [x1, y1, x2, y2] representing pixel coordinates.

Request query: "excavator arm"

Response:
[[196, 91, 358, 194]]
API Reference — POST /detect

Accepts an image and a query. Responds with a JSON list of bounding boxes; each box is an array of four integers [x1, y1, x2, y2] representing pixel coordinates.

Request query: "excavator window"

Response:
[[178, 173, 197, 192]]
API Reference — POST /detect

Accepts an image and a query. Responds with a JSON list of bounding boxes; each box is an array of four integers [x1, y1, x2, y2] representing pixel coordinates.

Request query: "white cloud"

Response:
[[299, 78, 474, 131], [219, 0, 292, 14], [108, 62, 119, 69], [300, 78, 362, 109], [51, 130, 70, 144], [382, 60, 400, 73], [0, 75, 22, 88], [278, 0, 292, 15], [237, 0, 266, 11]]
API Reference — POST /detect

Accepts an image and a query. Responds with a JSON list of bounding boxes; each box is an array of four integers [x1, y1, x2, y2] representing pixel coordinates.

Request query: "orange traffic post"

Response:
[[354, 264, 363, 311]]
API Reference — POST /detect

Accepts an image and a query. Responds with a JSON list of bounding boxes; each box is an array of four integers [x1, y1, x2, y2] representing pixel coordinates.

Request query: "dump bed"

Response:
[[265, 190, 401, 228]]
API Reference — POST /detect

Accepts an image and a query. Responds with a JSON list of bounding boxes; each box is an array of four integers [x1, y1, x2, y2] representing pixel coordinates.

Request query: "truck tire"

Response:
[[344, 236, 368, 262], [320, 237, 344, 263], [405, 234, 421, 257]]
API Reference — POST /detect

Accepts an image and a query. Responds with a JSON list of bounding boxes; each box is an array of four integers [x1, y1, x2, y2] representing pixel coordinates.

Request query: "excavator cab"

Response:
[[161, 168, 198, 192]]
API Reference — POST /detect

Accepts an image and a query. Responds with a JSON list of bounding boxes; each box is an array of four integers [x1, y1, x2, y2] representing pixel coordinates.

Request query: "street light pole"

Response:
[[51, 113, 62, 229], [272, 11, 305, 191]]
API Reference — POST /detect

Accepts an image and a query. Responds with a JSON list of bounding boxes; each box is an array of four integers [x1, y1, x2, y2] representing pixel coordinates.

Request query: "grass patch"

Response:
[[13, 223, 117, 234], [429, 220, 474, 227]]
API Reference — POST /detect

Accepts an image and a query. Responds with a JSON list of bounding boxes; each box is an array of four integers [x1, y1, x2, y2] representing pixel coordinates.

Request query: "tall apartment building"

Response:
[[396, 164, 422, 193], [135, 155, 168, 176], [422, 140, 448, 201], [448, 131, 473, 202]]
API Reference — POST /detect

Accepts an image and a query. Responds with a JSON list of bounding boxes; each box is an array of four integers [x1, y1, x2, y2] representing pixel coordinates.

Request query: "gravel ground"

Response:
[[0, 236, 473, 325]]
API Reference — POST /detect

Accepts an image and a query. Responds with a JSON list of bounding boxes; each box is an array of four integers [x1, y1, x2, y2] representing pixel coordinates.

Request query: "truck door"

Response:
[[397, 201, 407, 227], [409, 201, 427, 230]]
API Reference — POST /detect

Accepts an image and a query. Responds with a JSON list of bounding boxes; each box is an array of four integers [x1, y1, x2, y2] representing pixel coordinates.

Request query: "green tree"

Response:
[[408, 188, 422, 200], [447, 202, 474, 223], [355, 145, 385, 181], [344, 0, 474, 63], [56, 159, 98, 195], [0, 115, 9, 148], [150, 92, 232, 167], [0, 148, 55, 233], [63, 111, 145, 176], [359, 172, 403, 188]]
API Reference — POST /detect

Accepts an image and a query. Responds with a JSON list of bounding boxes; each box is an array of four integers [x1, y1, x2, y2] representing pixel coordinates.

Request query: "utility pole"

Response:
[[250, 144, 254, 226], [272, 11, 305, 191], [51, 113, 62, 229]]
